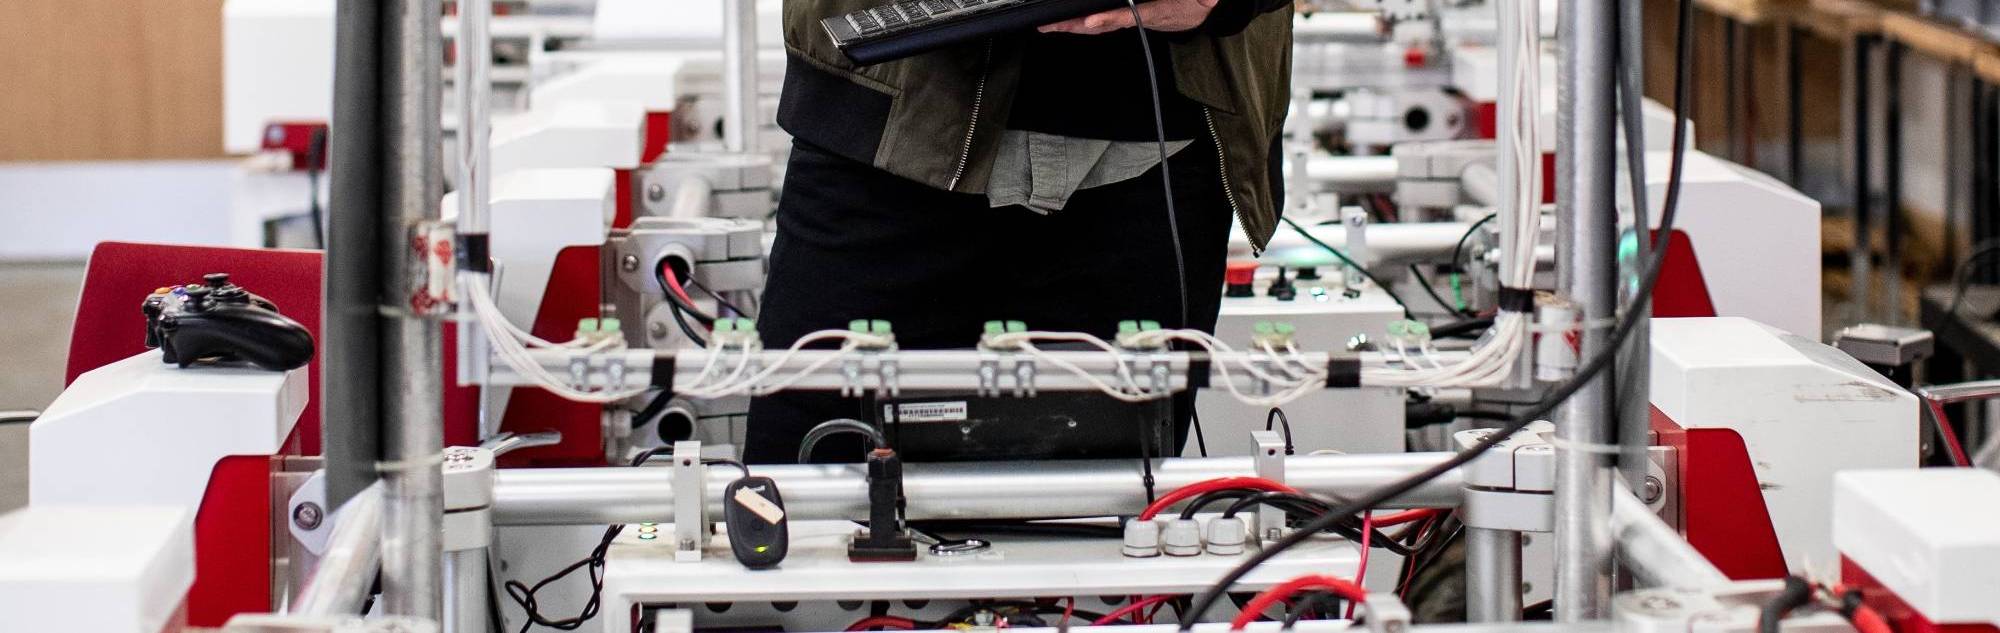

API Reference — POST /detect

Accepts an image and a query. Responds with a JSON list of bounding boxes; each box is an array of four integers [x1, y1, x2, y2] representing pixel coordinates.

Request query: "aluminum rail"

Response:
[[722, 0, 759, 154], [1609, 480, 1729, 589], [1553, 0, 1621, 619], [492, 453, 1463, 525], [1916, 380, 2000, 404], [1293, 12, 1388, 44], [292, 483, 385, 616], [484, 346, 1477, 394], [1290, 155, 1400, 193]]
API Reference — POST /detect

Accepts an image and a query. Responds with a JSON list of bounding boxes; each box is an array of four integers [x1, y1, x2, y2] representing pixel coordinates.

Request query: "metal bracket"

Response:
[[1454, 423, 1556, 533], [1252, 430, 1288, 542], [671, 440, 708, 562]]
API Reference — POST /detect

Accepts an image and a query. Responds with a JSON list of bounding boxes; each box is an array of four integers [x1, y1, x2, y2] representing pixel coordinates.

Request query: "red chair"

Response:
[[65, 241, 324, 627]]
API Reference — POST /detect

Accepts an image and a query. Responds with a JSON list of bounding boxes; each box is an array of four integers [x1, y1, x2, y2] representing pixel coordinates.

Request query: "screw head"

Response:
[[293, 502, 324, 530], [650, 321, 670, 339], [647, 183, 667, 202], [1636, 594, 1682, 613], [1642, 476, 1665, 504], [621, 254, 641, 272]]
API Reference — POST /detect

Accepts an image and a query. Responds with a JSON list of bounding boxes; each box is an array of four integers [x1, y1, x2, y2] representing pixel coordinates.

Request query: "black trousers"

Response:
[[745, 139, 1234, 463]]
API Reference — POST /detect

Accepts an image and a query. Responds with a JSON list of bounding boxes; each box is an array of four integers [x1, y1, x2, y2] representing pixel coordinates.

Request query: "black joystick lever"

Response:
[[847, 448, 917, 562], [143, 272, 315, 371]]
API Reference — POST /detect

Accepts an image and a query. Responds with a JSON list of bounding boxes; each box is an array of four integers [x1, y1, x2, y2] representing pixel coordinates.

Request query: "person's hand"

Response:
[[1036, 0, 1219, 34]]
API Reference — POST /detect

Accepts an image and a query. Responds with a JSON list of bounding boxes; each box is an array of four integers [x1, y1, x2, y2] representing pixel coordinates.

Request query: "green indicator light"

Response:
[[755, 545, 769, 553]]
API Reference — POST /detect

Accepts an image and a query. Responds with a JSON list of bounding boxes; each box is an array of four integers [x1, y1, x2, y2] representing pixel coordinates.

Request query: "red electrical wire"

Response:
[[1850, 603, 1893, 633], [1137, 477, 1300, 521], [1924, 397, 1972, 467], [1345, 511, 1374, 619], [1229, 575, 1369, 631], [1094, 595, 1181, 625], [657, 261, 701, 307], [1370, 508, 1443, 528], [845, 616, 919, 632], [1062, 597, 1076, 626]]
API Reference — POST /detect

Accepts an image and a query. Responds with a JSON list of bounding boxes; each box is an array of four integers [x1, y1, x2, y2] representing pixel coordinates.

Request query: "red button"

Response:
[[1225, 261, 1258, 286]]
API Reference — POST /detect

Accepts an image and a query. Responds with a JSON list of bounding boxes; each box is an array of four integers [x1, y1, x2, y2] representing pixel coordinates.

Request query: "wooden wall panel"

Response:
[[0, 0, 226, 162]]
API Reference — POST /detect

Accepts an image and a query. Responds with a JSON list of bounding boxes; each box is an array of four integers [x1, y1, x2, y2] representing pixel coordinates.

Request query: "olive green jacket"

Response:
[[776, 0, 1295, 249]]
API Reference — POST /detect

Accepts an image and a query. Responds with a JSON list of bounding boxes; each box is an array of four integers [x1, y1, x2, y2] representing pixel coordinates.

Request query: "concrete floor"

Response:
[[0, 261, 87, 512]]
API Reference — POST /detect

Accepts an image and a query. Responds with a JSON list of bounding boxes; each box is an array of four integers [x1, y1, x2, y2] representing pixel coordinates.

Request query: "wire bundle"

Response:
[[463, 280, 649, 404]]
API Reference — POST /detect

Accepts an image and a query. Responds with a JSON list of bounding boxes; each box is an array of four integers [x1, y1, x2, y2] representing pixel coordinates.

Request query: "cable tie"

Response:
[[457, 233, 492, 273], [1497, 286, 1535, 313], [1325, 353, 1362, 389], [1542, 434, 1628, 455], [652, 354, 676, 395], [1188, 359, 1211, 389]]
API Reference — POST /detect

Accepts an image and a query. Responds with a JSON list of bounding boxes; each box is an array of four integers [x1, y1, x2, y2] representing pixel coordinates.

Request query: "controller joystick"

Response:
[[143, 272, 315, 371]]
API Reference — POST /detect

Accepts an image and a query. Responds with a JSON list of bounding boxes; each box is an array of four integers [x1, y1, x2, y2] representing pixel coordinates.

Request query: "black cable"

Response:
[[1759, 576, 1814, 633], [1178, 0, 1698, 626], [503, 448, 744, 632], [307, 127, 328, 249], [1450, 213, 1500, 275], [1264, 408, 1296, 455], [1281, 216, 1414, 319], [1191, 407, 1209, 457], [1938, 239, 2000, 326], [1283, 591, 1342, 629], [1121, 0, 1187, 332], [797, 418, 889, 463], [1430, 316, 1494, 339], [655, 262, 714, 348], [1179, 489, 1262, 520], [1409, 263, 1469, 317], [666, 302, 709, 348], [686, 277, 752, 318], [1216, 492, 1413, 557]]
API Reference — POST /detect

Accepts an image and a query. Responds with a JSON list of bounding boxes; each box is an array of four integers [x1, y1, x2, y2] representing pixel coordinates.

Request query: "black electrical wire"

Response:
[[1216, 492, 1414, 557], [1450, 213, 1500, 275], [1759, 576, 1815, 633], [1282, 216, 1414, 319], [1179, 489, 1263, 520], [1283, 591, 1343, 628], [1430, 316, 1495, 339], [1121, 0, 1187, 332], [1177, 0, 1698, 626], [1191, 407, 1209, 457], [1264, 408, 1295, 455], [655, 262, 715, 348], [503, 449, 748, 632], [306, 126, 328, 249], [666, 302, 709, 349], [1938, 239, 2000, 326], [686, 276, 752, 318], [1409, 263, 1469, 317], [797, 418, 889, 463]]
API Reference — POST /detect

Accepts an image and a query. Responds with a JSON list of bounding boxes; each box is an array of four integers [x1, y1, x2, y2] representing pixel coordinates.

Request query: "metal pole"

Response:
[[379, 0, 447, 620], [490, 453, 1465, 526], [1466, 527, 1523, 622], [1788, 26, 1805, 186], [1852, 35, 1875, 323], [442, 548, 490, 633], [1885, 41, 1905, 325], [1609, 480, 1729, 589], [722, 0, 760, 154], [292, 483, 386, 617], [1614, 0, 1652, 501], [454, 0, 494, 423], [1553, 0, 1619, 621]]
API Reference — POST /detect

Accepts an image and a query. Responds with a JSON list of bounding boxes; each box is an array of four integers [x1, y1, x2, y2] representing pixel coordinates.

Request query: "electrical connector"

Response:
[[1251, 321, 1297, 349], [979, 320, 1029, 350], [1386, 319, 1431, 349], [1121, 518, 1162, 558], [711, 317, 759, 348], [850, 319, 896, 349], [1161, 518, 1203, 556], [1115, 319, 1166, 350], [1204, 515, 1248, 555]]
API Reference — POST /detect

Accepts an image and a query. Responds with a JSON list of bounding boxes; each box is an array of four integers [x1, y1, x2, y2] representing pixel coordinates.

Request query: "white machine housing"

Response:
[[0, 505, 196, 633], [1650, 317, 1918, 574], [1834, 468, 2000, 627]]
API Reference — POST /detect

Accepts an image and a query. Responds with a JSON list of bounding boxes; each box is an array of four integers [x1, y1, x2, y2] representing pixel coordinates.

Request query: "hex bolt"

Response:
[[293, 502, 324, 530], [650, 321, 670, 339], [621, 254, 641, 272], [1642, 476, 1664, 504], [647, 183, 667, 202]]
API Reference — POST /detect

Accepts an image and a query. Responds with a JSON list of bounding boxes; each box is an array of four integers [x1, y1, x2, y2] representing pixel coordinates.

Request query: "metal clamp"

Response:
[[671, 441, 708, 562], [1453, 423, 1556, 533], [1252, 430, 1288, 542], [1012, 357, 1037, 397]]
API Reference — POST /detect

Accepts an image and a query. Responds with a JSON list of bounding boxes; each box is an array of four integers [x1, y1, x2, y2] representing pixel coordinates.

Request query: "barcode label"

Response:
[[884, 401, 969, 423]]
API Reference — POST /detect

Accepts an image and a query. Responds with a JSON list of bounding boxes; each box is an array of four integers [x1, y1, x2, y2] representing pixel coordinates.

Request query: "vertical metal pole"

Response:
[[1466, 527, 1524, 621], [442, 548, 490, 633], [1885, 42, 1905, 324], [1788, 26, 1805, 186], [325, 0, 386, 511], [379, 0, 447, 620], [1553, 0, 1619, 621], [455, 0, 494, 432], [1613, 0, 1653, 504], [723, 0, 760, 154], [1852, 35, 1875, 323], [1724, 18, 1741, 163]]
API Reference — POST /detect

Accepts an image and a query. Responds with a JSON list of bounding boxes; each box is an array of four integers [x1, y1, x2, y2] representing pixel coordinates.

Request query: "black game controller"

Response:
[[142, 273, 315, 371]]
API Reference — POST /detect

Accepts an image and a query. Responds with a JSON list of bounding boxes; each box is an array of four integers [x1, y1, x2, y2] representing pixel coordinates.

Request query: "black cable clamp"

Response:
[[848, 448, 918, 562], [650, 355, 676, 396], [1326, 353, 1362, 389], [457, 233, 492, 274], [1497, 286, 1536, 314], [1188, 359, 1211, 389]]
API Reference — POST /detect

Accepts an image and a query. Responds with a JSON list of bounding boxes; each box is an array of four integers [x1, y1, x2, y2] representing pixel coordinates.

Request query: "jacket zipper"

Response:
[[947, 40, 994, 191], [1202, 106, 1258, 255]]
